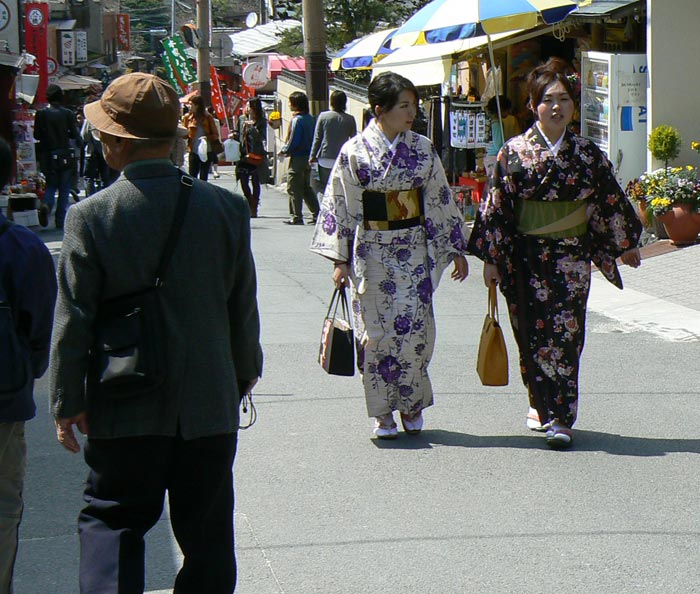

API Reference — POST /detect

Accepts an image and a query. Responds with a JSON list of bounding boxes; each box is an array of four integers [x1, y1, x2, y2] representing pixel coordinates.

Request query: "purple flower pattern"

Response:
[[310, 121, 467, 416]]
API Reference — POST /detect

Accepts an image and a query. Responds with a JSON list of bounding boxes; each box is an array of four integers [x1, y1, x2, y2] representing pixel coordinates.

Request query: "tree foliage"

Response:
[[277, 0, 430, 57]]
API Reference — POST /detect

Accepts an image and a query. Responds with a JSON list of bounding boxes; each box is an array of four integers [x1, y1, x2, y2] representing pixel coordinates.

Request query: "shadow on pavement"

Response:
[[371, 428, 700, 457]]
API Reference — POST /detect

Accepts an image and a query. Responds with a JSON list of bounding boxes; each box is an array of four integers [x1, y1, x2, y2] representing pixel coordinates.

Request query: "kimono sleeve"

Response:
[[587, 151, 643, 287], [310, 147, 358, 263], [466, 147, 517, 266]]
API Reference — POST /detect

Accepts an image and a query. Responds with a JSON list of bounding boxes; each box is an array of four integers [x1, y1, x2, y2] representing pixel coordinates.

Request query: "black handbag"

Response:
[[86, 173, 193, 399], [318, 286, 355, 376]]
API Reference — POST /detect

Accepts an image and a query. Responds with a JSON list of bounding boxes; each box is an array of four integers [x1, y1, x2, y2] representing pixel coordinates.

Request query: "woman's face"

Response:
[[535, 80, 574, 139], [376, 89, 417, 140]]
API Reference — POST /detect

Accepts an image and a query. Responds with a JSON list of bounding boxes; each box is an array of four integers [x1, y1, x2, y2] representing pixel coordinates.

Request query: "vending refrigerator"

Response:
[[580, 51, 648, 189]]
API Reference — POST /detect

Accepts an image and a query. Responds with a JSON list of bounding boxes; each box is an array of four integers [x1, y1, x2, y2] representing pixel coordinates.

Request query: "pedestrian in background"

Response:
[[33, 84, 80, 228], [309, 90, 357, 191], [279, 91, 319, 225], [182, 94, 220, 181], [49, 73, 263, 593], [0, 137, 57, 594], [208, 106, 222, 179], [310, 72, 469, 440], [468, 57, 642, 449], [236, 97, 269, 218]]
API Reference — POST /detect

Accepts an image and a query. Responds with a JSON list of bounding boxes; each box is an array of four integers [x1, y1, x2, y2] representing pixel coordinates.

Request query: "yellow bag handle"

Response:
[[488, 280, 499, 322]]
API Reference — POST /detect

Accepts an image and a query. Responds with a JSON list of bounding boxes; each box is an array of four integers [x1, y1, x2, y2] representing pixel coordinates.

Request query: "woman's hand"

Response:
[[451, 255, 469, 282], [620, 248, 641, 268], [483, 262, 501, 287], [333, 263, 349, 289]]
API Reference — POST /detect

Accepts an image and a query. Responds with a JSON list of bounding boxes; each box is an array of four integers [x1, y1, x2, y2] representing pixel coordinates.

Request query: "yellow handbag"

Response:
[[476, 281, 509, 386]]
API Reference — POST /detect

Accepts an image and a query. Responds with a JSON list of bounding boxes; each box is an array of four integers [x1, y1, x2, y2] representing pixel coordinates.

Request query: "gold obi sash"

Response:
[[515, 199, 588, 239], [362, 188, 424, 231]]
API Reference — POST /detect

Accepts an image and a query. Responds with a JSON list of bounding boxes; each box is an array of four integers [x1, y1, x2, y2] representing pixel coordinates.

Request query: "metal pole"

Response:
[[196, 0, 211, 105], [171, 0, 175, 36], [302, 0, 328, 116]]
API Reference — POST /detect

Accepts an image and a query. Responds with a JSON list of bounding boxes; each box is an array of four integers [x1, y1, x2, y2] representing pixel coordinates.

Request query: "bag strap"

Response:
[[488, 281, 499, 322], [325, 286, 352, 325], [154, 173, 194, 287]]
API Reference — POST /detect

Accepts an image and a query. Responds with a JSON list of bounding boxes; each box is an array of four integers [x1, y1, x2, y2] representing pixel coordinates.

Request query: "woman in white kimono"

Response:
[[310, 72, 469, 440]]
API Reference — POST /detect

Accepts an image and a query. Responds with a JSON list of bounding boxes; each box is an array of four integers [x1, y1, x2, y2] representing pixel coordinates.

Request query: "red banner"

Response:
[[209, 65, 226, 122], [23, 3, 49, 105], [117, 14, 130, 51]]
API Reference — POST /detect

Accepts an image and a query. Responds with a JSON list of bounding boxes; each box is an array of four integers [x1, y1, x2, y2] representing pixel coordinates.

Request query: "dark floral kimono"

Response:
[[467, 125, 642, 427]]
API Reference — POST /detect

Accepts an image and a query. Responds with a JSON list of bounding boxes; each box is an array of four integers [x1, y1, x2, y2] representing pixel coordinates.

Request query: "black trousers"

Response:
[[78, 432, 238, 594]]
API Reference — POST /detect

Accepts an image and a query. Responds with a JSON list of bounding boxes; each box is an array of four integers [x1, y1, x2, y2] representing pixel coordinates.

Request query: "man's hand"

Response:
[[55, 413, 89, 454]]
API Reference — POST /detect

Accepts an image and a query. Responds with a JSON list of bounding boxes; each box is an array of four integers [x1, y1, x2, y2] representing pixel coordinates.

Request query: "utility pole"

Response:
[[302, 0, 328, 116], [196, 0, 211, 105]]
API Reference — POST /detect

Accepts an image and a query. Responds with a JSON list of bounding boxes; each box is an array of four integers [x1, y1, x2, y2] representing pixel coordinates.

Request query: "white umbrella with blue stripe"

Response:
[[331, 28, 398, 71]]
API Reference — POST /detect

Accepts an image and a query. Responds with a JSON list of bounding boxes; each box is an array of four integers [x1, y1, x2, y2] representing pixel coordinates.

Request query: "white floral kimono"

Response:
[[310, 120, 468, 417]]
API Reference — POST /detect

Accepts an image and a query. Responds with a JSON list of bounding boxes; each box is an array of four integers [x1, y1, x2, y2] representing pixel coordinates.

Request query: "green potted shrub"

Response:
[[648, 124, 682, 169]]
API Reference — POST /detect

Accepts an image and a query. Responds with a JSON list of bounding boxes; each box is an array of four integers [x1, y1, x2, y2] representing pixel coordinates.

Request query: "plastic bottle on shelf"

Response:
[[602, 71, 609, 88]]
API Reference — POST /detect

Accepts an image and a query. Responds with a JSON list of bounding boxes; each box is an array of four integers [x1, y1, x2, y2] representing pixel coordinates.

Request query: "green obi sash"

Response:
[[515, 199, 588, 239]]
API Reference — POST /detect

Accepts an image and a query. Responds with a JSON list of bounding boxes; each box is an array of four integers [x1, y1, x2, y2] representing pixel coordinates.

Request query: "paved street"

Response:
[[14, 167, 700, 593]]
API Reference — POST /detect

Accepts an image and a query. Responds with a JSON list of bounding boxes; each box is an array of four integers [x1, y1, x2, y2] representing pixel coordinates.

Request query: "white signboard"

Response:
[[75, 30, 87, 62], [619, 73, 646, 107], [61, 31, 75, 66], [0, 0, 20, 53], [242, 62, 269, 89]]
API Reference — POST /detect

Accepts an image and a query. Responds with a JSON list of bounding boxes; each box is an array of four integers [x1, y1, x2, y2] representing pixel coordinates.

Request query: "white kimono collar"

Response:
[[536, 122, 566, 156]]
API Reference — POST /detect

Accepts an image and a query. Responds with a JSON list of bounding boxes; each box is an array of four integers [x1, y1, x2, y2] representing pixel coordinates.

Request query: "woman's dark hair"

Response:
[[486, 95, 512, 115], [289, 91, 309, 113], [526, 57, 577, 110], [189, 95, 205, 121], [330, 90, 347, 112], [247, 97, 265, 121], [367, 72, 418, 117]]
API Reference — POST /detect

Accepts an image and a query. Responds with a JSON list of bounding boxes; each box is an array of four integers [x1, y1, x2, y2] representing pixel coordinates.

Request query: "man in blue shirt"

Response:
[[0, 137, 57, 594], [279, 91, 319, 225]]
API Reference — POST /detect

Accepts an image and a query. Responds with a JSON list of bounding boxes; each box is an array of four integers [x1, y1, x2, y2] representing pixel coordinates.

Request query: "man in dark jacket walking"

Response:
[[33, 84, 80, 229], [0, 137, 57, 594], [49, 73, 262, 594]]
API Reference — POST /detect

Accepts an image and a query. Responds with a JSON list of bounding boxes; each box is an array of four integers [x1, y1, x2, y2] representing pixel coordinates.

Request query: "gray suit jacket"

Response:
[[309, 110, 357, 162], [49, 160, 263, 439]]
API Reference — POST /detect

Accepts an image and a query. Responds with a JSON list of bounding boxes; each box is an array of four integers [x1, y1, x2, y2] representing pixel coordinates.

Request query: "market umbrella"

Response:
[[330, 28, 397, 71], [390, 0, 579, 48], [389, 0, 580, 137]]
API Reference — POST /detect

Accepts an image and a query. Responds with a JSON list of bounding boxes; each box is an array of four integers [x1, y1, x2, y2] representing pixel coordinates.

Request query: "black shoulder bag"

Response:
[[86, 173, 193, 400]]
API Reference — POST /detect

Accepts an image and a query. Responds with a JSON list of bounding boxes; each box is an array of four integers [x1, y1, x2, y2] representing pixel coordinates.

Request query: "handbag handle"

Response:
[[488, 281, 499, 322], [325, 286, 352, 326]]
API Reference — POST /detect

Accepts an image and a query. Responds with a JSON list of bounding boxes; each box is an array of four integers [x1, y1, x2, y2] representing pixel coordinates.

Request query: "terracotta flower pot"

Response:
[[656, 203, 700, 245]]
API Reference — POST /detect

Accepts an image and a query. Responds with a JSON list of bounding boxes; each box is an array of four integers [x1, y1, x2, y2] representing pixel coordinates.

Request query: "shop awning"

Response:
[[0, 53, 25, 69], [228, 20, 301, 57], [16, 74, 40, 104], [51, 19, 77, 30], [55, 73, 102, 91], [572, 0, 643, 19], [268, 54, 305, 78], [372, 30, 520, 87]]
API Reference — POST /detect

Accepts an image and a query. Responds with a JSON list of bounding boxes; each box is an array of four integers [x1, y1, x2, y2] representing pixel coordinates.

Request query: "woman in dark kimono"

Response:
[[467, 58, 642, 449]]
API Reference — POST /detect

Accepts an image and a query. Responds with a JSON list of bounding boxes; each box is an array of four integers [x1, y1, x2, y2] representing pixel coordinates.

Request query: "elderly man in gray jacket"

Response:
[[49, 73, 262, 594]]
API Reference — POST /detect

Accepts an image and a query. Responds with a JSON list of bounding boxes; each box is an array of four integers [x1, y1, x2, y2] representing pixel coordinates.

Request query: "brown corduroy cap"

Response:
[[84, 73, 180, 140]]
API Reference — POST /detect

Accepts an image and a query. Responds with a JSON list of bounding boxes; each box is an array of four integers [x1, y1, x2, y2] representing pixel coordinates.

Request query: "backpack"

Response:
[[0, 221, 29, 401]]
